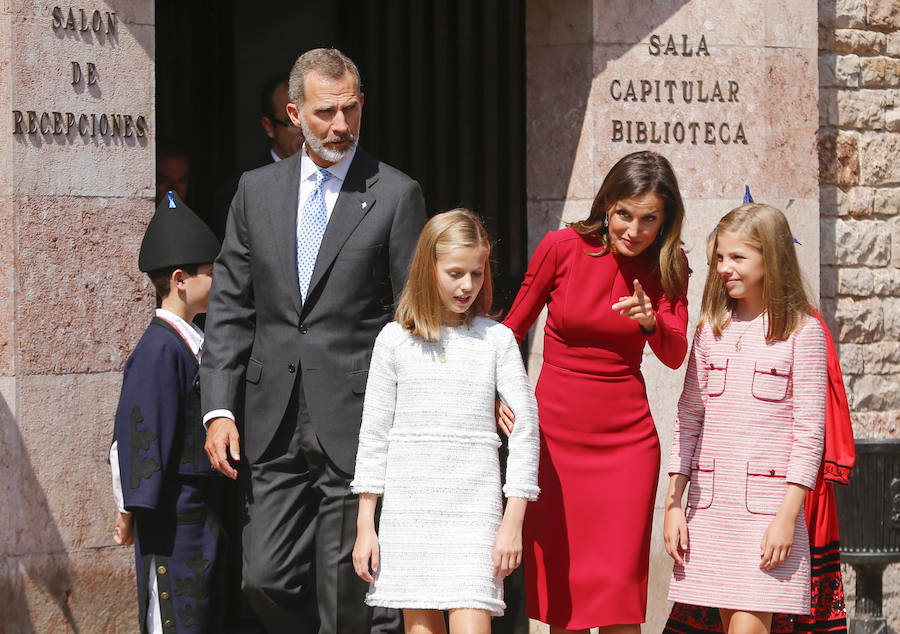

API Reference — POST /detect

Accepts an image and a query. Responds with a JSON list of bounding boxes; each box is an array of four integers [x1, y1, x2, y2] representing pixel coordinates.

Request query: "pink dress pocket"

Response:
[[706, 359, 728, 397], [750, 361, 791, 402], [687, 459, 715, 510], [745, 460, 786, 515]]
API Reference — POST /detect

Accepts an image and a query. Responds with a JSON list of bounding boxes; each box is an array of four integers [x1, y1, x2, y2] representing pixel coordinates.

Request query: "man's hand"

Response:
[[205, 417, 241, 479]]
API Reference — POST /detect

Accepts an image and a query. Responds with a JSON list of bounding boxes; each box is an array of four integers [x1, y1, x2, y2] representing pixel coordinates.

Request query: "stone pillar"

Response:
[[1, 3, 154, 629], [818, 0, 900, 625], [526, 1, 820, 631]]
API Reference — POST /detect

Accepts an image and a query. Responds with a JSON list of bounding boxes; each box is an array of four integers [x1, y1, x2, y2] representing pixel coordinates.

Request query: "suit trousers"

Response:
[[241, 372, 402, 634]]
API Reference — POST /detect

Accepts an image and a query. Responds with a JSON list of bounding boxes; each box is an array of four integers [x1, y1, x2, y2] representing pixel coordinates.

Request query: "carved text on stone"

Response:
[[10, 6, 149, 141], [609, 34, 748, 146]]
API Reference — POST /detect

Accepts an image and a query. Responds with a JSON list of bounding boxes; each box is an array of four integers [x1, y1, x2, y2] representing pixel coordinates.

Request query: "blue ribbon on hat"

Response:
[[743, 185, 801, 245], [168, 191, 176, 209]]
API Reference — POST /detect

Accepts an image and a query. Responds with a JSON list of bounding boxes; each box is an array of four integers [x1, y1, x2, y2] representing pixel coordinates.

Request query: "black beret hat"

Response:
[[138, 191, 221, 272]]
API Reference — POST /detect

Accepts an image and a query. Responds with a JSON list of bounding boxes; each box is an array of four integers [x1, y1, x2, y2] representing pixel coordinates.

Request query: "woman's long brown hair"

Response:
[[571, 151, 688, 300]]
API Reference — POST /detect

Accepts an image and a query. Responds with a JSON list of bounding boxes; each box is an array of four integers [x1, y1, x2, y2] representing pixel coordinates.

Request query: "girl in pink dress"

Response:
[[664, 203, 827, 634]]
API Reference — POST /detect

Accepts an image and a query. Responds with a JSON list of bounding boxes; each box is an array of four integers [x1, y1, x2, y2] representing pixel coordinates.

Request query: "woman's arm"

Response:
[[350, 328, 399, 495], [502, 232, 559, 342], [760, 483, 808, 570], [645, 292, 689, 368], [493, 497, 527, 578], [495, 326, 540, 501], [352, 493, 380, 582], [786, 318, 828, 490], [668, 327, 709, 476], [663, 473, 690, 565]]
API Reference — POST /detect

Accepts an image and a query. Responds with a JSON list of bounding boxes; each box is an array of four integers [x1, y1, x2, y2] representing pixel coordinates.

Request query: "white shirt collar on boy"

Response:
[[155, 308, 204, 361]]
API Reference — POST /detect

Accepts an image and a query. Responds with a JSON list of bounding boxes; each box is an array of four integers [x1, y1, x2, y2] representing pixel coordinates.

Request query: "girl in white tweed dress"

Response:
[[351, 209, 540, 634], [664, 204, 827, 634]]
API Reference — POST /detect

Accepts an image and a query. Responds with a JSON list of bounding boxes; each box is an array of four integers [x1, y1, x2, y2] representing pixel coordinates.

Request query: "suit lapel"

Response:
[[303, 150, 378, 312], [265, 153, 304, 317]]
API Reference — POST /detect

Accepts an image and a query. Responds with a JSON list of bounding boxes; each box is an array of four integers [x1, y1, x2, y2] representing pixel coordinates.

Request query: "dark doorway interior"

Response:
[[155, 2, 528, 632], [156, 0, 527, 309]]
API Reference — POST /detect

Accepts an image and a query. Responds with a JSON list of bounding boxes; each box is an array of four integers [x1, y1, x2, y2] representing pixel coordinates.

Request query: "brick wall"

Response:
[[819, 0, 900, 626]]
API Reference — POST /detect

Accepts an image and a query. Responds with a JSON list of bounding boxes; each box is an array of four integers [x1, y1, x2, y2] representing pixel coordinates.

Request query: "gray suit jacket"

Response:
[[200, 147, 426, 473]]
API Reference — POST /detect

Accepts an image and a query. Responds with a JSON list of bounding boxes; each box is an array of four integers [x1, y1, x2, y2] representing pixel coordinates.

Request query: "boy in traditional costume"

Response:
[[109, 191, 223, 633]]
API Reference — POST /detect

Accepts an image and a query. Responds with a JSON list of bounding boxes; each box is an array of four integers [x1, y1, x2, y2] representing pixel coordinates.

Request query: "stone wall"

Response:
[[1, 2, 154, 630], [818, 0, 900, 627]]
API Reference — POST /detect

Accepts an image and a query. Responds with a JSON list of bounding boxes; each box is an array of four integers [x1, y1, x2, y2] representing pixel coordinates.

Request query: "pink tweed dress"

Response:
[[667, 315, 827, 614]]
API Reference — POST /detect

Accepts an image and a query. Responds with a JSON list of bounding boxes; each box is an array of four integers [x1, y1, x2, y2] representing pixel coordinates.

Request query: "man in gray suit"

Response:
[[201, 48, 426, 633]]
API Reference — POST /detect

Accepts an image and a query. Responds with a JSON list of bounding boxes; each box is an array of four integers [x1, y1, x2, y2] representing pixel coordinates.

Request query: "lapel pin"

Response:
[[361, 201, 367, 209]]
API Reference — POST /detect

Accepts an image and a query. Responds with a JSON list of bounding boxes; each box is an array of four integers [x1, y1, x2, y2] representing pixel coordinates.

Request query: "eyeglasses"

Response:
[[270, 116, 295, 128]]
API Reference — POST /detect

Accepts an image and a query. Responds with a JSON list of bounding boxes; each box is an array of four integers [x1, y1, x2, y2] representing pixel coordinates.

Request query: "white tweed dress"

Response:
[[351, 317, 540, 615]]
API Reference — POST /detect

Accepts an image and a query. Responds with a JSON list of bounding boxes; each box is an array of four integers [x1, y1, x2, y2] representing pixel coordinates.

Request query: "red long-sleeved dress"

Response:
[[503, 228, 688, 629]]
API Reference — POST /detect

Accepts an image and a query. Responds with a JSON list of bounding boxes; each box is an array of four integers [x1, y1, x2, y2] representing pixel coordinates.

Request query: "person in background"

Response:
[[155, 148, 191, 205], [260, 72, 306, 163], [211, 73, 306, 241]]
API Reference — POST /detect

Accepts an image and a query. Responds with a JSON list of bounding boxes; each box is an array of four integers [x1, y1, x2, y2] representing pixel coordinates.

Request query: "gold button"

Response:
[[164, 619, 174, 628], [157, 565, 167, 575], [160, 591, 170, 600]]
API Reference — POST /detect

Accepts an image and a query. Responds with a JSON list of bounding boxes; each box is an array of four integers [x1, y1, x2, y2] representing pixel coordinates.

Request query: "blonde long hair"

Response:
[[570, 151, 688, 300], [395, 209, 493, 341], [700, 203, 813, 342]]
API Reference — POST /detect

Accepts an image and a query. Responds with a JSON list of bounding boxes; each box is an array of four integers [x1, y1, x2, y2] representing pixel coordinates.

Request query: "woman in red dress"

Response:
[[502, 151, 690, 634]]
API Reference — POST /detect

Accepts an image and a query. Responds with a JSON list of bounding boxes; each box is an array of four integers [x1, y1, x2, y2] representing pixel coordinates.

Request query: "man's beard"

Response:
[[299, 113, 359, 163]]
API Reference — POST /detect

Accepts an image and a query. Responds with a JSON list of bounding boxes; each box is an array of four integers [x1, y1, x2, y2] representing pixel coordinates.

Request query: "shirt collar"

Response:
[[270, 148, 282, 163], [155, 308, 204, 358], [299, 142, 356, 184]]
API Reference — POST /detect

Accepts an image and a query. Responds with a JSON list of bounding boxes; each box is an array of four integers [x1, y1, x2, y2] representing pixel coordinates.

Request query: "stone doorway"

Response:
[[155, 0, 528, 311], [155, 2, 529, 631]]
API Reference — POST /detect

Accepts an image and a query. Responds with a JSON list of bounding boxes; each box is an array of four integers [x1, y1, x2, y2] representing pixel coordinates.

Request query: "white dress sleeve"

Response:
[[494, 324, 540, 500], [351, 325, 399, 495]]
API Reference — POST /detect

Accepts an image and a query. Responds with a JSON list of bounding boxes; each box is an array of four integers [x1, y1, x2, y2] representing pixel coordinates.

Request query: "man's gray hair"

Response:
[[288, 48, 362, 106]]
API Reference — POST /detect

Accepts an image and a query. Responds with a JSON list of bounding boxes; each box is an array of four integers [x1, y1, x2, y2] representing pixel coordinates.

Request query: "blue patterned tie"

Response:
[[297, 168, 331, 303]]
